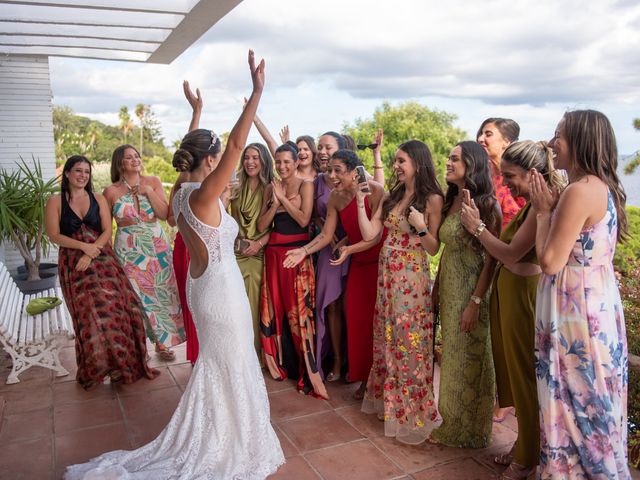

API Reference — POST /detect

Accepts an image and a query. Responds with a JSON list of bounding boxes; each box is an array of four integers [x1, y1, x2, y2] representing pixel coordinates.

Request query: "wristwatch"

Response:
[[470, 295, 482, 305], [418, 229, 428, 237]]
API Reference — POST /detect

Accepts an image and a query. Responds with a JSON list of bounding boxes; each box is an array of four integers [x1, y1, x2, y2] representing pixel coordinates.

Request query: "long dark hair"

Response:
[[382, 140, 444, 221], [562, 109, 628, 241], [62, 155, 93, 198], [443, 141, 499, 249]]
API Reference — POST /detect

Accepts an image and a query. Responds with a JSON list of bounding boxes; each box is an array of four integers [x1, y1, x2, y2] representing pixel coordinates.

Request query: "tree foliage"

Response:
[[342, 101, 467, 185], [626, 117, 640, 175], [53, 105, 171, 166]]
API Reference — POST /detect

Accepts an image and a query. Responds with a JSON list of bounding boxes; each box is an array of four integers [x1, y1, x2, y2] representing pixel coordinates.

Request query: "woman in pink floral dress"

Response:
[[357, 140, 444, 444], [531, 110, 630, 479]]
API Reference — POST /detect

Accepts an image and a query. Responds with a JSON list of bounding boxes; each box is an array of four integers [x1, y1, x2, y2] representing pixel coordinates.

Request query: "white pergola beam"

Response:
[[0, 0, 198, 15], [0, 35, 159, 51], [0, 22, 171, 42], [148, 0, 241, 64]]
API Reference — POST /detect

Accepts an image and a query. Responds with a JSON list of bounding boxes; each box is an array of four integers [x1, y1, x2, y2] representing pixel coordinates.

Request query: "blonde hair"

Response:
[[502, 140, 566, 192]]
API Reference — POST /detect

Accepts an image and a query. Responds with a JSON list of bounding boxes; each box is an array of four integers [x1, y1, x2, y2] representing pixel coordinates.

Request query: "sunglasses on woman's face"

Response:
[[356, 143, 378, 150]]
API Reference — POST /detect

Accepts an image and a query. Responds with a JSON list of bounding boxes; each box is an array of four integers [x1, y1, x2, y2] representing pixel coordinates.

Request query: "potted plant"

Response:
[[0, 157, 59, 292]]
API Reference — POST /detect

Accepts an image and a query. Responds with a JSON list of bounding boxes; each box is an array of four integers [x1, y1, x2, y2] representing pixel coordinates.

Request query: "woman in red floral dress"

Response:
[[356, 140, 444, 444], [45, 155, 158, 389]]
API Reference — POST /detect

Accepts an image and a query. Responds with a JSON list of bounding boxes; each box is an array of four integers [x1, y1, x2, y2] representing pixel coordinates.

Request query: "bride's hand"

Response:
[[248, 49, 265, 95]]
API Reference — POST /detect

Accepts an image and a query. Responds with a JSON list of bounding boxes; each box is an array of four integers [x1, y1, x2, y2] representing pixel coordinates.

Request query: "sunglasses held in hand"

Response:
[[356, 143, 378, 150]]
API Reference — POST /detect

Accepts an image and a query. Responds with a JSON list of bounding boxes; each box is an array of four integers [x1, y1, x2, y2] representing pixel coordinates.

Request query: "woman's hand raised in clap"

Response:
[[248, 49, 265, 95], [529, 169, 557, 215]]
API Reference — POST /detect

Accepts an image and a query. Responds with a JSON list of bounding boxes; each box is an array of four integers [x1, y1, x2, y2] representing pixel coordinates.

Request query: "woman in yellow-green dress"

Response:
[[229, 142, 274, 358]]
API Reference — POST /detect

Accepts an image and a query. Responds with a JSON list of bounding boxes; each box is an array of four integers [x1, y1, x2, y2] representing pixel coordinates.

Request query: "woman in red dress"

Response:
[[284, 149, 386, 398]]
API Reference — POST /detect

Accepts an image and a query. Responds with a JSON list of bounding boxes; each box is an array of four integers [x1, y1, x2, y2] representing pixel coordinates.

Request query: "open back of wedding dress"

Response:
[[64, 183, 284, 480]]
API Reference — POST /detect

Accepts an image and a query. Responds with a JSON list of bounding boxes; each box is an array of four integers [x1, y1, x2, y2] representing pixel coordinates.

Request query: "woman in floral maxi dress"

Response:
[[104, 145, 186, 360], [531, 109, 630, 479], [356, 140, 444, 444]]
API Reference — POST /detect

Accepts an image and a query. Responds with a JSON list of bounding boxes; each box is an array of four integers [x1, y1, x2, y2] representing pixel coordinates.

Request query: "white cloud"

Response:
[[50, 0, 640, 152]]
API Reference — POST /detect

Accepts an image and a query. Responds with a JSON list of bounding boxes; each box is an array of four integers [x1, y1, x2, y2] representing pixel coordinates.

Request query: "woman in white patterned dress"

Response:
[[64, 50, 284, 480]]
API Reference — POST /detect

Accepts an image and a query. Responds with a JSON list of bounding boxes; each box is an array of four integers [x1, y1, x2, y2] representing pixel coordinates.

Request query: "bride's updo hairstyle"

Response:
[[173, 128, 222, 172]]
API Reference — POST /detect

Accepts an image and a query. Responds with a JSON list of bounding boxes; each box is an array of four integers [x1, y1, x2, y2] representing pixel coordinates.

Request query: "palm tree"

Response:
[[135, 103, 150, 154], [118, 106, 134, 144]]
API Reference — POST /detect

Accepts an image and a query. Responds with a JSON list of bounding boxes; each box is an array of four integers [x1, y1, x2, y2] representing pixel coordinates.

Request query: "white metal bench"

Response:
[[0, 261, 74, 384]]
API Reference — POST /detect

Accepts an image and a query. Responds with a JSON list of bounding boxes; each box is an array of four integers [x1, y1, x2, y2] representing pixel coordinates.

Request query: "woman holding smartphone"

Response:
[[355, 140, 444, 444], [284, 149, 386, 398]]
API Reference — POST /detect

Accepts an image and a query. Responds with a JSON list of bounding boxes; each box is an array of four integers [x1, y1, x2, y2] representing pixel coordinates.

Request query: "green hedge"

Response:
[[615, 206, 640, 274]]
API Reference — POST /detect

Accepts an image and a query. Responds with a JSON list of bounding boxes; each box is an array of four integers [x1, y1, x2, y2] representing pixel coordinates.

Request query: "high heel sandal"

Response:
[[498, 462, 535, 480], [155, 348, 176, 361], [494, 445, 515, 466], [493, 406, 514, 423], [326, 371, 341, 382]]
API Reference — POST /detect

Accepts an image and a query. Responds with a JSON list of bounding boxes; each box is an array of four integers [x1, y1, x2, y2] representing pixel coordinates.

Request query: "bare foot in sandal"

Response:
[[498, 462, 535, 480], [352, 382, 366, 400], [155, 343, 176, 361], [494, 444, 515, 466]]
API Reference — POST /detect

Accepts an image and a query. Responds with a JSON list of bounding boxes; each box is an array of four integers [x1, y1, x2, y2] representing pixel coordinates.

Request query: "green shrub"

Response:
[[145, 155, 178, 185], [615, 206, 640, 274], [91, 162, 112, 194]]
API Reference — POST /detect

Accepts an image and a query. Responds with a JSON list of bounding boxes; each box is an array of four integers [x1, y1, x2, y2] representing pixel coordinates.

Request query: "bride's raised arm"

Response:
[[194, 50, 265, 206]]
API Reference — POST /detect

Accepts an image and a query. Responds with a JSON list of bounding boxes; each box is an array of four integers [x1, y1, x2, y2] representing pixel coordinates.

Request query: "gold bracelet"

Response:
[[473, 222, 486, 238], [303, 245, 309, 255], [373, 166, 384, 170], [257, 239, 264, 248]]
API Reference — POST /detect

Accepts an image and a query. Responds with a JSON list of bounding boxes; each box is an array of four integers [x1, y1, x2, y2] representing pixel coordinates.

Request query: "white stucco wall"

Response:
[[0, 54, 57, 272]]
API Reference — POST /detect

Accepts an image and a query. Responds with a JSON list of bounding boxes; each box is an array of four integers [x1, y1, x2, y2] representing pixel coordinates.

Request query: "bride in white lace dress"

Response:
[[64, 50, 284, 480]]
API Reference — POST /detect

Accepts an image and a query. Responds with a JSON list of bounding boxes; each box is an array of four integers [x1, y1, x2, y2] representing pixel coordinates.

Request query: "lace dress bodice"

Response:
[[172, 183, 238, 270], [64, 183, 284, 479]]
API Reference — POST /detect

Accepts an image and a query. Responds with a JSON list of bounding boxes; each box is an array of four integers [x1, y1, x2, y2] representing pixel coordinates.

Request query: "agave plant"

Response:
[[0, 157, 59, 280]]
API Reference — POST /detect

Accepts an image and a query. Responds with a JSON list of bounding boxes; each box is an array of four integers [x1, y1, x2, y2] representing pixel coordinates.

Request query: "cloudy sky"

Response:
[[49, 0, 640, 154]]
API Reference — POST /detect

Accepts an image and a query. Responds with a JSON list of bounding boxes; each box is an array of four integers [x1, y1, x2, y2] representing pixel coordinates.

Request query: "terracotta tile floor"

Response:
[[1, 340, 638, 480]]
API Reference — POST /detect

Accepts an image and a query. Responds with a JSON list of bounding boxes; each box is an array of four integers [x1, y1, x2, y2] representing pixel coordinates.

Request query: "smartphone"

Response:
[[355, 165, 370, 193], [234, 238, 250, 253], [331, 248, 342, 261]]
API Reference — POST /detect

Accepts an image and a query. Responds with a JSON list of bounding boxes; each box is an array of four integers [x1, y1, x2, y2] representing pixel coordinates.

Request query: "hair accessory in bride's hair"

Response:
[[208, 130, 219, 152]]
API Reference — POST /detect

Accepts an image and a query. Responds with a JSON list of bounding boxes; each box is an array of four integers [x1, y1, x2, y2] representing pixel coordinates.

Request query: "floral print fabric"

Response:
[[59, 225, 159, 389], [113, 192, 185, 347], [362, 212, 439, 444], [536, 193, 630, 479], [493, 172, 526, 229]]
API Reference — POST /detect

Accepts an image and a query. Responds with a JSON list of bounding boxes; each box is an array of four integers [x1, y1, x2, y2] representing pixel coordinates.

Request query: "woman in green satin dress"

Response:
[[459, 141, 566, 479], [229, 142, 274, 358], [430, 141, 501, 448]]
